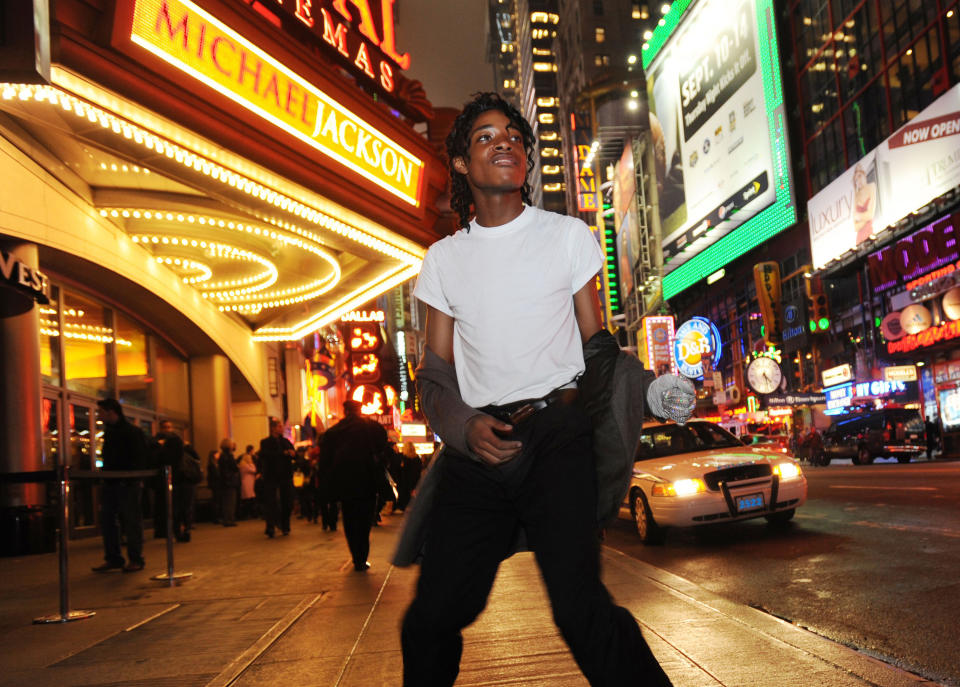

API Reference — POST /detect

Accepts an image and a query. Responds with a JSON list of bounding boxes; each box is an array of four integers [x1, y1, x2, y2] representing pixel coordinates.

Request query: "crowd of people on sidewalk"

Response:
[[90, 398, 424, 574]]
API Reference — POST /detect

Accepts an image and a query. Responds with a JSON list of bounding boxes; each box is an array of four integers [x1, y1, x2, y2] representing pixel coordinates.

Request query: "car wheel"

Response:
[[897, 455, 911, 463], [765, 508, 795, 526], [631, 490, 665, 545], [855, 446, 873, 465], [818, 453, 831, 466]]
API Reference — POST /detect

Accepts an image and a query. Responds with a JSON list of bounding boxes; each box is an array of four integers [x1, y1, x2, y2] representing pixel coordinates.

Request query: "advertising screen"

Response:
[[643, 0, 795, 300], [809, 83, 960, 269]]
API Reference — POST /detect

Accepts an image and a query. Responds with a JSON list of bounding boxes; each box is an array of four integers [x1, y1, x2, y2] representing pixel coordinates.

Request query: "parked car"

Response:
[[823, 408, 925, 465], [627, 420, 807, 544]]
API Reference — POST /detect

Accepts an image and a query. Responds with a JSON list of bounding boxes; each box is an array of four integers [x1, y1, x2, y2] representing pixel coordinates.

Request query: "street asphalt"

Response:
[[0, 508, 944, 686]]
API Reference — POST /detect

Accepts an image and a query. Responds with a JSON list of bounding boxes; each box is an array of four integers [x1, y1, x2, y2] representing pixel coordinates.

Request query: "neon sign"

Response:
[[267, 0, 410, 88], [341, 309, 385, 322], [887, 319, 960, 353], [125, 0, 423, 205], [673, 316, 722, 379]]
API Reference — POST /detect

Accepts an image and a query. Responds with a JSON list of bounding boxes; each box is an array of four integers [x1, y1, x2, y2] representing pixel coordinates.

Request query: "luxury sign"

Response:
[[126, 0, 423, 205]]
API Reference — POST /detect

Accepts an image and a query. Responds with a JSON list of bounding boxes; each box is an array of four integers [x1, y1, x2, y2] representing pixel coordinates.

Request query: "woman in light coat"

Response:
[[238, 444, 258, 520]]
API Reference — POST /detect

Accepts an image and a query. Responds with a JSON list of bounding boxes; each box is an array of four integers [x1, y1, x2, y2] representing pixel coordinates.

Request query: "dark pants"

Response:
[[341, 496, 377, 566], [172, 484, 193, 539], [100, 481, 144, 566], [153, 482, 168, 538], [401, 402, 672, 687], [221, 485, 238, 525], [262, 480, 294, 534], [320, 497, 339, 530]]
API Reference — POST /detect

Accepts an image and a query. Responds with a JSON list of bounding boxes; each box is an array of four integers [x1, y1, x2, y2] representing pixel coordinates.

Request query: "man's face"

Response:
[[453, 110, 527, 195], [270, 421, 282, 437], [159, 421, 174, 434], [98, 408, 119, 425]]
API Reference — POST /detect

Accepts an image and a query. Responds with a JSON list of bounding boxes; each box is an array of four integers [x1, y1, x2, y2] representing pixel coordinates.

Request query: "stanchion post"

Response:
[[33, 464, 95, 624], [151, 465, 192, 585]]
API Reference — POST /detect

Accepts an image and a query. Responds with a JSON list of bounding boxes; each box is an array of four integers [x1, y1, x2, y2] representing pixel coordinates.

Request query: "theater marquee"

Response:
[[117, 0, 423, 206]]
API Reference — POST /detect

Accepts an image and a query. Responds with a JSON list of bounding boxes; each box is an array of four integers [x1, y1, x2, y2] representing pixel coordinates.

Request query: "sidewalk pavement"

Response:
[[0, 511, 942, 687]]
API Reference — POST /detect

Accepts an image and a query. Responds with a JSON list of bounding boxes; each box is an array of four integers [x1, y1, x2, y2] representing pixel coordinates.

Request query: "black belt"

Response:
[[480, 387, 579, 426]]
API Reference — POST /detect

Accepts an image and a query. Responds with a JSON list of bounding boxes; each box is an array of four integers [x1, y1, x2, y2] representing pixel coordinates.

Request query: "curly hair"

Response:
[[446, 92, 536, 229]]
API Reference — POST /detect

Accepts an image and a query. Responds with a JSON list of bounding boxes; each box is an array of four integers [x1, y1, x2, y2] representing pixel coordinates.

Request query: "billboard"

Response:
[[809, 83, 960, 269], [643, 0, 796, 300]]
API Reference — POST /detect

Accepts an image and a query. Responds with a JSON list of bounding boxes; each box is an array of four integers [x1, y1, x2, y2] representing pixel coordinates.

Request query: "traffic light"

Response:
[[803, 271, 831, 334], [808, 293, 830, 333]]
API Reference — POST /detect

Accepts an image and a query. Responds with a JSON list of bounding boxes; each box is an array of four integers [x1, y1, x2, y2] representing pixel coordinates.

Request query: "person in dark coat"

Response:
[[259, 418, 296, 537], [395, 442, 422, 512], [206, 447, 222, 524], [320, 400, 389, 571], [153, 420, 196, 542], [217, 439, 239, 526], [92, 398, 148, 573], [315, 433, 339, 531]]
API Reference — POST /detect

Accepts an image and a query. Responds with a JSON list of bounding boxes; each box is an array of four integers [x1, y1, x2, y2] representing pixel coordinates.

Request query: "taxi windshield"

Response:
[[636, 422, 743, 460]]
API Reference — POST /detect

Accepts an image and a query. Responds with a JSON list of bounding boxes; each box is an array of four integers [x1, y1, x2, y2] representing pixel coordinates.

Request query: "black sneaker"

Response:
[[123, 561, 145, 573]]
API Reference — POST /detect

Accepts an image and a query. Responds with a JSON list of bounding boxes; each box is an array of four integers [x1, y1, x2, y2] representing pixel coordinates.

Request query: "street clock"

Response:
[[746, 357, 783, 395]]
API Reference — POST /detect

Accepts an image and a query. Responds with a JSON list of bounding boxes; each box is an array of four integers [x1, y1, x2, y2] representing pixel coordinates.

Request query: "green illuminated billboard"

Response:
[[643, 0, 796, 300]]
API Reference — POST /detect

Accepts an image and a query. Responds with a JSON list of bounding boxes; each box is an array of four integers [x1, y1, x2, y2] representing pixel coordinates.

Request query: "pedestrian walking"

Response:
[[92, 398, 148, 573], [320, 399, 389, 571], [259, 418, 296, 537], [316, 434, 339, 532], [217, 438, 239, 526], [395, 93, 689, 686]]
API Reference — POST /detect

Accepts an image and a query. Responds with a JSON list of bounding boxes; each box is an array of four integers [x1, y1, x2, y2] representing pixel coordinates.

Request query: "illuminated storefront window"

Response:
[[63, 291, 112, 399], [38, 285, 61, 387], [115, 312, 151, 409]]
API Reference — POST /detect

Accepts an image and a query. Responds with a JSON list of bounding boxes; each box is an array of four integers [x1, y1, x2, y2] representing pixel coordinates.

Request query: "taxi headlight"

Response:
[[774, 462, 802, 480], [652, 478, 707, 497]]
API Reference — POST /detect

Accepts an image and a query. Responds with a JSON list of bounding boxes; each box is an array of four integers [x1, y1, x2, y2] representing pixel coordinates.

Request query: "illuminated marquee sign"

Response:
[[854, 379, 907, 398], [824, 383, 853, 411], [643, 315, 676, 375], [341, 309, 386, 322], [887, 319, 960, 354], [124, 0, 423, 205], [574, 145, 600, 212], [868, 213, 959, 293], [264, 0, 410, 93]]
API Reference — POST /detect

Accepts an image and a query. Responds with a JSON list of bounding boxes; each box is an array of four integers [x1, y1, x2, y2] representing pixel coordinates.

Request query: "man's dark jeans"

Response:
[[262, 480, 295, 534], [341, 496, 377, 566], [401, 401, 672, 687], [100, 481, 144, 566]]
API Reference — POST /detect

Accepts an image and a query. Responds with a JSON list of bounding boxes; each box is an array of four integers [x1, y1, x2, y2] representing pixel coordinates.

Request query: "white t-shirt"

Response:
[[414, 205, 604, 407]]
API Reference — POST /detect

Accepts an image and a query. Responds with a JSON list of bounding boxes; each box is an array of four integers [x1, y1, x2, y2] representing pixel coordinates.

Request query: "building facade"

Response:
[[0, 0, 447, 544]]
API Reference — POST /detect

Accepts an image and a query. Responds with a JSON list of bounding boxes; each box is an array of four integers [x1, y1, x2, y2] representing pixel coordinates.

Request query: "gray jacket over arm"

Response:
[[393, 329, 658, 567]]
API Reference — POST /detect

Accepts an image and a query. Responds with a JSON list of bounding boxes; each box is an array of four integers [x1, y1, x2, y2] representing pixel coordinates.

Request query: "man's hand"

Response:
[[466, 414, 523, 465]]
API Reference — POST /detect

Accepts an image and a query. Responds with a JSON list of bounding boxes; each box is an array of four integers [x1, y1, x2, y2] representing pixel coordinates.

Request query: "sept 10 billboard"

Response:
[[644, 0, 796, 300]]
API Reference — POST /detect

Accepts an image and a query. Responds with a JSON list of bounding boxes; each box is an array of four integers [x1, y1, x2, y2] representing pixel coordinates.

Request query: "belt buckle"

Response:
[[508, 403, 537, 425]]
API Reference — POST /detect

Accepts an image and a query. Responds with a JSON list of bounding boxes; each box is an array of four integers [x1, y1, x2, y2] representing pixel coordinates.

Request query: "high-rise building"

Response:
[[487, 0, 565, 212]]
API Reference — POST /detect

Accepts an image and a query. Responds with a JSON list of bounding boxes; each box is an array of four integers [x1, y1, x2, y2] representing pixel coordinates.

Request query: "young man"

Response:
[[400, 93, 676, 686]]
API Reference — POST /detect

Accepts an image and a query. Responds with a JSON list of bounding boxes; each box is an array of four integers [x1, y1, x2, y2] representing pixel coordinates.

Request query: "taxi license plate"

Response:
[[736, 493, 765, 512]]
